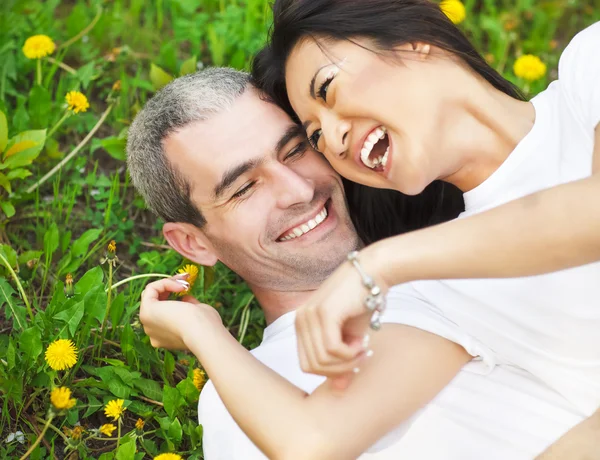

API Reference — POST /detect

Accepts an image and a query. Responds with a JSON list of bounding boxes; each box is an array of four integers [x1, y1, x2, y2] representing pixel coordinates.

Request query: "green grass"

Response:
[[0, 0, 598, 458]]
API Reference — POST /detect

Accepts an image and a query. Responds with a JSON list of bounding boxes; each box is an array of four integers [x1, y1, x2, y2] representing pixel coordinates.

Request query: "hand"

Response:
[[139, 275, 222, 350], [295, 246, 387, 387]]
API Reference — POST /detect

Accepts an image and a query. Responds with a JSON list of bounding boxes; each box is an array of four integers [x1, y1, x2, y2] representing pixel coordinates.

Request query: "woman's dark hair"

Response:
[[252, 0, 524, 244]]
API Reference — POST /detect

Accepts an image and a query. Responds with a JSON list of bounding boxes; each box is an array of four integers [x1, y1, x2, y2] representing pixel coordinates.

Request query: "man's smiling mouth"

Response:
[[278, 203, 329, 242]]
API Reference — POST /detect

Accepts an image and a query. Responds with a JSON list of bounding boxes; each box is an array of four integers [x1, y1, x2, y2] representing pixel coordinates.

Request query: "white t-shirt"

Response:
[[198, 310, 582, 460], [394, 22, 600, 416]]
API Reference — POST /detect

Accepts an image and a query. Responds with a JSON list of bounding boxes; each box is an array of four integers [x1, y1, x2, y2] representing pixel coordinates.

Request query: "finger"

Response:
[[296, 309, 319, 374], [329, 373, 353, 392], [181, 295, 202, 305], [305, 305, 335, 367], [319, 308, 365, 361], [142, 278, 189, 302]]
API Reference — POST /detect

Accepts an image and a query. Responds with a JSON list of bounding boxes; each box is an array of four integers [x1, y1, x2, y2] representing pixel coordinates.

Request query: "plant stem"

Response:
[[59, 7, 103, 50], [116, 418, 122, 449], [46, 111, 71, 139], [26, 103, 114, 194], [0, 251, 33, 322], [34, 417, 69, 444], [43, 57, 77, 76], [19, 414, 53, 460], [96, 262, 113, 357], [36, 59, 42, 86], [106, 273, 170, 292]]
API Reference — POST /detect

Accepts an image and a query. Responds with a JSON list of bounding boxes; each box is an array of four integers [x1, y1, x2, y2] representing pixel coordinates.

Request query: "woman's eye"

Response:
[[308, 129, 322, 152], [232, 181, 255, 199], [318, 74, 334, 102]]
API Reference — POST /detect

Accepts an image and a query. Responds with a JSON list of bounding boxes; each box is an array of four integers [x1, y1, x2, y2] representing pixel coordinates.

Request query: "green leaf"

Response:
[[20, 327, 42, 363], [0, 278, 25, 330], [0, 200, 15, 218], [110, 292, 125, 328], [162, 385, 185, 419], [98, 453, 115, 460], [100, 137, 126, 161], [108, 377, 131, 399], [0, 110, 7, 154], [76, 266, 104, 293], [83, 286, 107, 325], [176, 378, 199, 404], [149, 63, 174, 91], [54, 300, 84, 336], [168, 417, 183, 444], [83, 394, 103, 418], [2, 129, 46, 169], [6, 339, 16, 369], [163, 350, 175, 380], [28, 86, 52, 129], [43, 223, 59, 260], [133, 378, 163, 402], [0, 172, 11, 194], [113, 366, 140, 385], [180, 55, 197, 75], [6, 168, 32, 180], [115, 438, 136, 460], [58, 228, 102, 275], [0, 244, 17, 268]]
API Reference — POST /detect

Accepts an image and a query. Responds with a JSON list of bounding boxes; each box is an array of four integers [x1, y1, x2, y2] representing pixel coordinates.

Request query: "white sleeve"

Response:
[[382, 283, 496, 372], [198, 381, 237, 460], [558, 21, 600, 131]]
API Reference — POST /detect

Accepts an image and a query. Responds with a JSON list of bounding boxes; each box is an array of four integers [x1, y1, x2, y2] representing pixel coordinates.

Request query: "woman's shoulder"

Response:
[[558, 21, 600, 130]]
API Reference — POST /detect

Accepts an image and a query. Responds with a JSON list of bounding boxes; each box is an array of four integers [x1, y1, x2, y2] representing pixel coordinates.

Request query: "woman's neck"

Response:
[[439, 82, 536, 193]]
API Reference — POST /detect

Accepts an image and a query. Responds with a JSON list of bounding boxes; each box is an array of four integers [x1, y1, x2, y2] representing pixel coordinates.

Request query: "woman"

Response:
[[251, 0, 600, 409]]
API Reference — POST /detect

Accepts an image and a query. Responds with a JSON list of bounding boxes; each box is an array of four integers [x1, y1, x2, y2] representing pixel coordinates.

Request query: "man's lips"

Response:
[[277, 200, 330, 242]]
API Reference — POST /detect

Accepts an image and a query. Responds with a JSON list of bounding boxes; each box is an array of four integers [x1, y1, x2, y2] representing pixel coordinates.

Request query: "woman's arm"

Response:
[[139, 278, 470, 460], [294, 128, 600, 379], [370, 125, 600, 286]]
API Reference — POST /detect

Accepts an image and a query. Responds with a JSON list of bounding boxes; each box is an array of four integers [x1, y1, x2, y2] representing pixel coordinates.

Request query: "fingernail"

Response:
[[366, 349, 374, 358], [175, 272, 190, 279], [353, 367, 360, 374], [175, 279, 190, 288]]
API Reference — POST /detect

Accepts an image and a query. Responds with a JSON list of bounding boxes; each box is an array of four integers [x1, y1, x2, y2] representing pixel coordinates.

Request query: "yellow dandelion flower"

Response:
[[440, 0, 466, 24], [176, 264, 199, 296], [99, 423, 116, 437], [50, 387, 76, 411], [22, 35, 56, 59], [193, 368, 207, 392], [108, 240, 116, 254], [65, 273, 74, 297], [154, 454, 183, 460], [104, 399, 126, 421], [65, 91, 90, 114], [135, 418, 145, 431], [45, 339, 78, 371], [513, 54, 547, 81]]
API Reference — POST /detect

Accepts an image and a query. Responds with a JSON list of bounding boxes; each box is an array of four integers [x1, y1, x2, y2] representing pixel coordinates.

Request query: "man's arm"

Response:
[[536, 407, 600, 460], [188, 321, 469, 460]]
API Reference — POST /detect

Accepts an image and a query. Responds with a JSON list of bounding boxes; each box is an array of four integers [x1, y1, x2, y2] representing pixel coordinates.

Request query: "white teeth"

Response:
[[360, 126, 389, 170], [280, 207, 328, 241]]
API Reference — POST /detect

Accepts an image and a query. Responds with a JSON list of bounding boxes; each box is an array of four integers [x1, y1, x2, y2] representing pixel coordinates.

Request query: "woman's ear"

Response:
[[163, 222, 218, 267]]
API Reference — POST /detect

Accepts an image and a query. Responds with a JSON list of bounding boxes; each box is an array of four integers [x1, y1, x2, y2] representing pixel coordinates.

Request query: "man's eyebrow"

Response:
[[275, 124, 305, 154], [213, 158, 263, 200]]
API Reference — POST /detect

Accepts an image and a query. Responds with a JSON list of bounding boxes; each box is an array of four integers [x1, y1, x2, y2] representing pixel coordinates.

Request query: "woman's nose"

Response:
[[321, 114, 351, 160]]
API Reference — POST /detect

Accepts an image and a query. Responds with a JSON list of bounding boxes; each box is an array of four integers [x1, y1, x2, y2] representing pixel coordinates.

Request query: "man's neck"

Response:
[[249, 284, 317, 325]]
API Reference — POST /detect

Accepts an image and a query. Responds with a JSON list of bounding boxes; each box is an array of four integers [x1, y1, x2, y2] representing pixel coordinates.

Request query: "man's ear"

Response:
[[163, 222, 218, 267]]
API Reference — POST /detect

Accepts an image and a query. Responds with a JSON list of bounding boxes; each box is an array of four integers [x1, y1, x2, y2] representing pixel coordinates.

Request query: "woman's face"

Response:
[[285, 38, 455, 195]]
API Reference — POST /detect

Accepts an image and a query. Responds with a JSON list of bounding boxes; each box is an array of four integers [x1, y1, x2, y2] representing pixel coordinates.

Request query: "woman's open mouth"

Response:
[[359, 126, 390, 172]]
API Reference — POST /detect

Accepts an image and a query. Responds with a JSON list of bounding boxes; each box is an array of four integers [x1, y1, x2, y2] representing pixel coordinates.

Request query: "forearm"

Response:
[[536, 407, 600, 459], [371, 175, 600, 287], [185, 325, 324, 459]]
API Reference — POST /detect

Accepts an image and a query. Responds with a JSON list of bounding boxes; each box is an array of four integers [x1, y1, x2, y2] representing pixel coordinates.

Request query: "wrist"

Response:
[[360, 242, 392, 292]]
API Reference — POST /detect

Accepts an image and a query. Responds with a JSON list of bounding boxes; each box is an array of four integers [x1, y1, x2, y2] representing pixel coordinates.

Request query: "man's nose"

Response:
[[321, 113, 351, 160], [272, 165, 315, 208]]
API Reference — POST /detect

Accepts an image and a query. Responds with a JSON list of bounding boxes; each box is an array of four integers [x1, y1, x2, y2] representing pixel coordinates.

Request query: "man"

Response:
[[126, 68, 595, 459]]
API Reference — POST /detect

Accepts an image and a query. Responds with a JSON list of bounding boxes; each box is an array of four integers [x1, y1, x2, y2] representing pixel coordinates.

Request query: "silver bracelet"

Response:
[[347, 251, 386, 331]]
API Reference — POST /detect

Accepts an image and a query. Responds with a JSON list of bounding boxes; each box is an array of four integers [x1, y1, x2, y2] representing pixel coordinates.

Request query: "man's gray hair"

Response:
[[126, 67, 250, 227]]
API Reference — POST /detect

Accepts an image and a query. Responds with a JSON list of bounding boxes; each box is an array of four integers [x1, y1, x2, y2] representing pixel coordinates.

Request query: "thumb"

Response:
[[329, 373, 353, 392], [181, 295, 202, 305]]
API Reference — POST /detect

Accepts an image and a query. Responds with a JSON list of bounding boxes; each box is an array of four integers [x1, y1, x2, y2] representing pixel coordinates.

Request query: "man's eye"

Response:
[[284, 142, 309, 161], [232, 181, 255, 199], [308, 129, 322, 152]]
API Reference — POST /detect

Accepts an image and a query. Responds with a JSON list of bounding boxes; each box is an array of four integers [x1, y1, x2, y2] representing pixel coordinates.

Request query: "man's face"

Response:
[[163, 88, 360, 291]]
